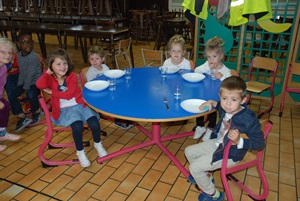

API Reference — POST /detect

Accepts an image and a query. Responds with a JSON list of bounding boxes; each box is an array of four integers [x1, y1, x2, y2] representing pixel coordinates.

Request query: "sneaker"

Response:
[[187, 175, 197, 185], [114, 120, 134, 130], [198, 191, 224, 201], [0, 133, 21, 142], [15, 117, 33, 132], [76, 150, 91, 167], [31, 110, 44, 125], [188, 174, 214, 185], [193, 126, 207, 139], [94, 142, 108, 157], [0, 144, 7, 152], [202, 129, 213, 142]]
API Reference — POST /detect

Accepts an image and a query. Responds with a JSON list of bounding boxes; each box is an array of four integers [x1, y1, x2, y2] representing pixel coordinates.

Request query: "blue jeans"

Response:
[[4, 73, 18, 108], [9, 84, 41, 115]]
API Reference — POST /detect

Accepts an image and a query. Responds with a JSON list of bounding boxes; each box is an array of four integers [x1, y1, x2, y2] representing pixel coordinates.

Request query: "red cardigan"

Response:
[[36, 72, 86, 120]]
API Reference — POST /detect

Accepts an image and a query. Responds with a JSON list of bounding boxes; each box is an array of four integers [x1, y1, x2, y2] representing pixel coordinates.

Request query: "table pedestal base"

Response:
[[97, 122, 193, 178]]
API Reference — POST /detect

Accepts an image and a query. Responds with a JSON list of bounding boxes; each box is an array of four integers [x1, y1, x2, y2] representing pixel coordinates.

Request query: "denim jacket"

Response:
[[210, 102, 265, 163]]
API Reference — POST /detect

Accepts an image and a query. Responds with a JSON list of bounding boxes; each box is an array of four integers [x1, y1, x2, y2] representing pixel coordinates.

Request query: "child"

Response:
[[185, 76, 264, 201], [86, 46, 110, 82], [193, 36, 231, 140], [163, 34, 192, 70], [10, 32, 43, 132], [86, 46, 133, 130], [36, 49, 107, 168], [0, 37, 21, 152]]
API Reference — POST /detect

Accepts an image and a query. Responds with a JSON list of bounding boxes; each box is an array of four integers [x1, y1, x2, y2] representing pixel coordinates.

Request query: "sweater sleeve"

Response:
[[194, 61, 210, 74]]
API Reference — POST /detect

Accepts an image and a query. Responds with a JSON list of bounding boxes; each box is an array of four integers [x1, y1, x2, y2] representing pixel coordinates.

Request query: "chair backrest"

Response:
[[288, 62, 300, 82], [189, 60, 195, 70], [79, 67, 89, 88], [247, 56, 279, 88], [116, 37, 131, 55], [230, 69, 239, 77], [141, 48, 163, 67]]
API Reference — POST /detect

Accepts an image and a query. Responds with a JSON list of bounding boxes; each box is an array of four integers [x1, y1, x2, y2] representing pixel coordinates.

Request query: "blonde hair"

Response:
[[88, 46, 105, 58], [205, 36, 224, 57], [166, 34, 186, 52], [0, 37, 17, 52]]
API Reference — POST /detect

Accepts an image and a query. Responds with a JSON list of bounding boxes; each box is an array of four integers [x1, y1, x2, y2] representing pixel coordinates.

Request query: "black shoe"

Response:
[[114, 120, 134, 130], [31, 110, 44, 125], [100, 130, 107, 136], [15, 117, 32, 132]]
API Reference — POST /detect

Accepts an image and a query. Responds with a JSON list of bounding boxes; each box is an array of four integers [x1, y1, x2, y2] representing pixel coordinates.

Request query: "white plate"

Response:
[[159, 66, 180, 74], [182, 73, 205, 82], [180, 99, 209, 113], [104, 70, 125, 79], [85, 80, 109, 91]]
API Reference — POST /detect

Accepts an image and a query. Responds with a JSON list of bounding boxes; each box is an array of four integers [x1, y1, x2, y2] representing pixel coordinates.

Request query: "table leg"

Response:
[[130, 42, 135, 68], [110, 34, 117, 68], [37, 33, 47, 58]]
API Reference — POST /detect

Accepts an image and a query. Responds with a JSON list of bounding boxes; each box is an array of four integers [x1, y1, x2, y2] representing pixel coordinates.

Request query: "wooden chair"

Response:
[[221, 119, 273, 201], [246, 56, 279, 119], [279, 63, 300, 117], [79, 67, 89, 88], [105, 37, 132, 69], [141, 48, 163, 67], [230, 69, 239, 77]]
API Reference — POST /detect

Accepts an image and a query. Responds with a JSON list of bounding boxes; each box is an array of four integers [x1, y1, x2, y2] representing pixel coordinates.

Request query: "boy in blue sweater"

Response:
[[185, 76, 264, 201]]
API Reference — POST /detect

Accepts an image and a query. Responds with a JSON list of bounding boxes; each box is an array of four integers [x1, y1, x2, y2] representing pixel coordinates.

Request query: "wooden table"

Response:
[[0, 20, 133, 68]]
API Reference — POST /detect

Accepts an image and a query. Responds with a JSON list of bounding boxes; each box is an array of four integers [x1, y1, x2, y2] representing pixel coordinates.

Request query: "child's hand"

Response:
[[199, 100, 213, 111], [228, 128, 241, 145], [214, 71, 223, 79], [46, 68, 53, 75], [0, 101, 4, 110]]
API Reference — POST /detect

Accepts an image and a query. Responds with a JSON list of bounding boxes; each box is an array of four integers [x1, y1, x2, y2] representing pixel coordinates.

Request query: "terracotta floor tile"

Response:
[[116, 173, 142, 194], [279, 183, 297, 201], [146, 182, 172, 201], [138, 169, 163, 190]]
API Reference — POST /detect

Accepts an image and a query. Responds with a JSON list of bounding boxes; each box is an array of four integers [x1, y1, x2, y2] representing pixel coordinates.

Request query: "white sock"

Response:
[[202, 129, 213, 141], [193, 126, 207, 139]]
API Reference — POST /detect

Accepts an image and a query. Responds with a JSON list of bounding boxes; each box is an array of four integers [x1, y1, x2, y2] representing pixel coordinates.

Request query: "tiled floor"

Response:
[[0, 35, 299, 201]]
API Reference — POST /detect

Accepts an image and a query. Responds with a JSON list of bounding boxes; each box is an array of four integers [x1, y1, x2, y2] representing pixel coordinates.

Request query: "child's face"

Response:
[[89, 53, 104, 68], [18, 35, 34, 55], [169, 44, 184, 64], [52, 57, 68, 78], [219, 89, 247, 115], [206, 50, 223, 69], [0, 43, 13, 66]]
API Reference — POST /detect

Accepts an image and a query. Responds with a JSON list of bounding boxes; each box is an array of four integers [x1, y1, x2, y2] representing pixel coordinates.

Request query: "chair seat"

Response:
[[246, 81, 270, 93]]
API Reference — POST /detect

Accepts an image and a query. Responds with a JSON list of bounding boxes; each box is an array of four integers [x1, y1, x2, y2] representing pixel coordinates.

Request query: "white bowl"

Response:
[[182, 73, 205, 82], [85, 80, 109, 91], [159, 66, 180, 74], [104, 70, 125, 79], [180, 99, 209, 113]]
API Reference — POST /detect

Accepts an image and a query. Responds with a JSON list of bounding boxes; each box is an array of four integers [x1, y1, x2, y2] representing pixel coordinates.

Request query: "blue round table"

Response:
[[83, 67, 221, 177]]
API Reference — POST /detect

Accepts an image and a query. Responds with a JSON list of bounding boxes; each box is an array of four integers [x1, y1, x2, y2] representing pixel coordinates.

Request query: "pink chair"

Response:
[[221, 119, 273, 201], [279, 63, 300, 117], [38, 91, 90, 167]]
